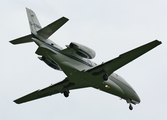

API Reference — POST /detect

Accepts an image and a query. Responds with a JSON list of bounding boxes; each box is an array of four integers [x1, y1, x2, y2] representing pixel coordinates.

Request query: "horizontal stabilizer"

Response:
[[37, 17, 69, 39], [9, 34, 32, 45]]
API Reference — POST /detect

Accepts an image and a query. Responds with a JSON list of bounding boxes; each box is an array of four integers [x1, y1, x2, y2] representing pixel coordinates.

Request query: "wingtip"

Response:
[[155, 39, 162, 45], [9, 40, 15, 45], [158, 40, 162, 45], [61, 16, 69, 22], [14, 98, 24, 104], [13, 100, 20, 104]]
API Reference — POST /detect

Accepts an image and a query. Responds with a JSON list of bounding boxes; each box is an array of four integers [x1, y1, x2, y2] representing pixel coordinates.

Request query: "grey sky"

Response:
[[1, 0, 167, 119]]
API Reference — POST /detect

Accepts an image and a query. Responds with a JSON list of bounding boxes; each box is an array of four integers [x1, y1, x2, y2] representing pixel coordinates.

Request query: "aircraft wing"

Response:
[[14, 78, 89, 104], [37, 17, 69, 39], [86, 40, 161, 76]]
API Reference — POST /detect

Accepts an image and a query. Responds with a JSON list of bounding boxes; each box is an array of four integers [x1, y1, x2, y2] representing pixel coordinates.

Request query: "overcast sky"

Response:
[[1, 0, 167, 119]]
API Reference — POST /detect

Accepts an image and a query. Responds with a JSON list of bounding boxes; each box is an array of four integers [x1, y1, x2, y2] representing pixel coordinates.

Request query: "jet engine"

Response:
[[38, 56, 61, 71], [67, 42, 96, 59]]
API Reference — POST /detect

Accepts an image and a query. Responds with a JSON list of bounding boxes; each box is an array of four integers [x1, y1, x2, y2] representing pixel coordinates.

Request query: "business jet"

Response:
[[10, 8, 161, 110]]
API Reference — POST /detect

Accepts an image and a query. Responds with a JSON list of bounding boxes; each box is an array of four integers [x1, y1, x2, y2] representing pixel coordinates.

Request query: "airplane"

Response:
[[10, 8, 161, 110]]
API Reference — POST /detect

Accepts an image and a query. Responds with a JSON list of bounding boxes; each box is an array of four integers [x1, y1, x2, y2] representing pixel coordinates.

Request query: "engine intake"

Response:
[[68, 42, 96, 59]]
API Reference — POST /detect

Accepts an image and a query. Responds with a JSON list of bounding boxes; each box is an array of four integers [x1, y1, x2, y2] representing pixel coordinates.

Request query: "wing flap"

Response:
[[37, 17, 69, 39], [87, 40, 161, 75]]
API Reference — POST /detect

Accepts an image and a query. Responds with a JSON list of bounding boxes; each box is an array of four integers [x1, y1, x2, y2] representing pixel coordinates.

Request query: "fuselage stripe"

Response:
[[32, 33, 93, 67]]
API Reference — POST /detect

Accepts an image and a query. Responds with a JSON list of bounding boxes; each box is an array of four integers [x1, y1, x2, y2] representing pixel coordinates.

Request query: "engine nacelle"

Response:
[[68, 42, 96, 59], [38, 56, 61, 71]]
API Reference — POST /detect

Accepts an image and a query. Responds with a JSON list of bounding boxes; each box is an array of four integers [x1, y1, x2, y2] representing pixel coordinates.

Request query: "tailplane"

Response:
[[10, 8, 68, 45]]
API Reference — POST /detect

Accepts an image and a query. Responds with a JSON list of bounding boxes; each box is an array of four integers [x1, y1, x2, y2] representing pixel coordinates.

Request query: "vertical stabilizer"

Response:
[[26, 8, 42, 34], [10, 8, 69, 44]]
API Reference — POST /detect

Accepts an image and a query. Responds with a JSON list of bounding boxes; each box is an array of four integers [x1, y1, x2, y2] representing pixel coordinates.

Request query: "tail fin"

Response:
[[10, 8, 69, 45], [26, 8, 42, 34], [26, 8, 69, 39], [9, 8, 41, 45]]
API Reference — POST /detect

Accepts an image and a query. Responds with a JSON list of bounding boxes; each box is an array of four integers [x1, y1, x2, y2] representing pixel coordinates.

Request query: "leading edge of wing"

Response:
[[87, 40, 161, 75]]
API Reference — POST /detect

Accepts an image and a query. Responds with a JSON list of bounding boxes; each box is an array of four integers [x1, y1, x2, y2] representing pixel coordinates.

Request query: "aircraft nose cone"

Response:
[[135, 93, 141, 103], [132, 92, 141, 104]]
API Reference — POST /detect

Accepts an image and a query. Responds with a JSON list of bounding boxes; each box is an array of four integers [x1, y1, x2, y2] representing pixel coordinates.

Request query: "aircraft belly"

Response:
[[69, 70, 125, 99], [44, 51, 137, 101], [103, 80, 124, 96], [48, 52, 90, 76], [90, 79, 124, 99]]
